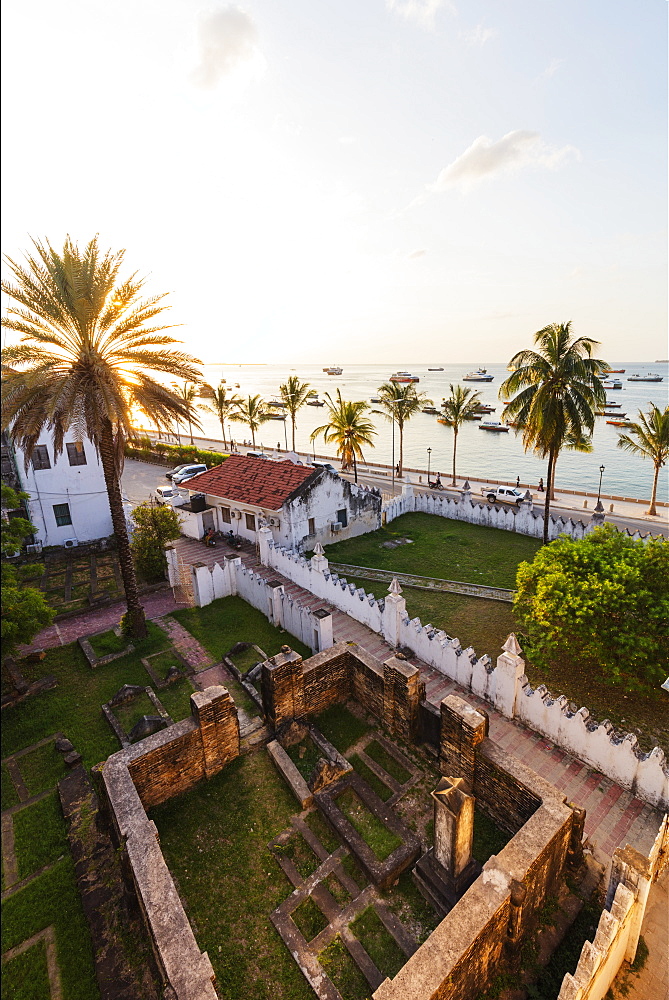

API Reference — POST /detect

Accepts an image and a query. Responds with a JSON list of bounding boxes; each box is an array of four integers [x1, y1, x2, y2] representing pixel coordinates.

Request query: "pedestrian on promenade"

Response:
[[538, 477, 544, 492], [516, 476, 521, 488]]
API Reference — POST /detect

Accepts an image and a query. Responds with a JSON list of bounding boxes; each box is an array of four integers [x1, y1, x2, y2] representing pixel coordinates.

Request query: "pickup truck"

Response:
[[483, 486, 528, 505]]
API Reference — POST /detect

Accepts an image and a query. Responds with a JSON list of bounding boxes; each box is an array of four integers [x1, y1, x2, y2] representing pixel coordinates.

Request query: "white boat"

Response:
[[602, 379, 623, 389], [478, 421, 509, 432], [370, 396, 381, 403], [627, 373, 663, 382], [306, 399, 325, 406], [463, 368, 494, 382], [389, 371, 419, 382], [323, 366, 343, 375]]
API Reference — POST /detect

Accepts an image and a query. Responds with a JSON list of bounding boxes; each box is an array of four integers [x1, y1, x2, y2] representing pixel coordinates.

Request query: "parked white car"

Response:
[[172, 464, 207, 485], [483, 486, 528, 505], [154, 485, 186, 506]]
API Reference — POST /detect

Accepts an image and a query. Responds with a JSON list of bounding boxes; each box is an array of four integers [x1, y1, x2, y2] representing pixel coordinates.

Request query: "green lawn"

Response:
[[13, 792, 69, 881], [350, 906, 407, 980], [172, 596, 311, 662], [87, 629, 128, 658], [336, 788, 402, 861], [319, 936, 370, 1000], [15, 743, 68, 798], [322, 512, 541, 590]]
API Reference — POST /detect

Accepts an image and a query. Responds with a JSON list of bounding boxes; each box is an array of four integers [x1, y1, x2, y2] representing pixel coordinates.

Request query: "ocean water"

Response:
[[189, 361, 669, 502]]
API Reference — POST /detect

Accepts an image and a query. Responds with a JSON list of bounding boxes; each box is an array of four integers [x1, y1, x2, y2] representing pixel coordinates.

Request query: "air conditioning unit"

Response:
[[26, 543, 42, 555], [230, 510, 242, 519], [330, 522, 341, 533], [63, 538, 79, 548], [268, 517, 280, 527]]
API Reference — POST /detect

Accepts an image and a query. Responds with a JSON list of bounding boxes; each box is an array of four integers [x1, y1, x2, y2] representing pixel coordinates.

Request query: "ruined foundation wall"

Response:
[[302, 645, 353, 716]]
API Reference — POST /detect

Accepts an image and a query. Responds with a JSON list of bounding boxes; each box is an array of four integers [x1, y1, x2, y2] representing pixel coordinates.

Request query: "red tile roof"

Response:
[[184, 455, 322, 511]]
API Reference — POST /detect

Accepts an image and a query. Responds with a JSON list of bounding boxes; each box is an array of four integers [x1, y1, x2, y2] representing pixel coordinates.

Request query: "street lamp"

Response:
[[427, 447, 432, 482], [597, 464, 605, 503]]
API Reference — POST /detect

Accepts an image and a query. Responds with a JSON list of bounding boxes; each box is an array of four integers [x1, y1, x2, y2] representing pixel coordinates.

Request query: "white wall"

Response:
[[12, 430, 113, 546]]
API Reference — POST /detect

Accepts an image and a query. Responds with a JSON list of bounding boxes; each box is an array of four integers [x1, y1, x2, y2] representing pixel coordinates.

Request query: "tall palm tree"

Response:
[[617, 404, 669, 516], [229, 394, 271, 449], [552, 430, 593, 500], [499, 322, 607, 543], [173, 381, 199, 444], [279, 375, 311, 451], [310, 389, 376, 482], [1, 235, 202, 638], [437, 384, 483, 486], [201, 384, 242, 448], [376, 382, 433, 477]]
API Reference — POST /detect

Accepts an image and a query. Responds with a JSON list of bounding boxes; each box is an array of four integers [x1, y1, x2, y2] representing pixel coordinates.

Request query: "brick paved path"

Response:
[[153, 616, 215, 671], [173, 537, 665, 867]]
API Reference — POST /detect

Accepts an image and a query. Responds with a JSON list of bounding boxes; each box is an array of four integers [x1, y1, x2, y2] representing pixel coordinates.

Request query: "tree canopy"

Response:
[[513, 525, 669, 689], [130, 501, 182, 583], [617, 404, 669, 516], [310, 389, 376, 481]]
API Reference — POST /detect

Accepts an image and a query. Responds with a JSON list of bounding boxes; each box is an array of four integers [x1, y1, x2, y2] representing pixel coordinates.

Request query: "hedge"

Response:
[[125, 441, 230, 468]]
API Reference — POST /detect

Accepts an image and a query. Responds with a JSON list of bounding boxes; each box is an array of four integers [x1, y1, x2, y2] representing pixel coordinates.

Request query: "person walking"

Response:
[[538, 477, 544, 492], [516, 475, 521, 488]]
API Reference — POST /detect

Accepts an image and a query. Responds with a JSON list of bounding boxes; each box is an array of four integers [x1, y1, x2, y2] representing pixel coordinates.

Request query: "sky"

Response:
[[1, 0, 667, 364]]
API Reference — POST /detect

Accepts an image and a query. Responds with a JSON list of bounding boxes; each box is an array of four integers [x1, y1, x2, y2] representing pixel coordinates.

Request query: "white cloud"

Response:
[[408, 249, 427, 258], [537, 58, 565, 81], [460, 24, 495, 47], [192, 6, 264, 89], [386, 0, 453, 31], [428, 130, 581, 191]]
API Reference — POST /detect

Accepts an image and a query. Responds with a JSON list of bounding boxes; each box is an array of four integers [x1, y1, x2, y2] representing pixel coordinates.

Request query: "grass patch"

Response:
[[305, 810, 340, 854], [363, 741, 410, 784], [150, 751, 315, 1000], [172, 596, 310, 663], [13, 792, 69, 879], [154, 679, 196, 723], [228, 645, 265, 674], [526, 899, 601, 999], [114, 693, 159, 737], [472, 807, 512, 865], [278, 831, 322, 880], [1, 936, 52, 1000], [221, 675, 260, 717], [147, 650, 184, 680], [1, 765, 20, 811], [350, 906, 406, 979], [323, 512, 540, 590], [285, 737, 323, 781], [349, 754, 392, 802], [292, 897, 328, 941], [319, 935, 370, 1000], [87, 629, 128, 658], [325, 873, 352, 906], [315, 704, 370, 755], [385, 869, 440, 945], [1, 856, 99, 1000], [2, 622, 171, 769], [341, 853, 367, 889], [16, 742, 68, 797], [337, 789, 402, 861]]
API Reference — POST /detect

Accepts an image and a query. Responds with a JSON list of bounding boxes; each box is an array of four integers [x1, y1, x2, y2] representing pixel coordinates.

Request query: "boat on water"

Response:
[[603, 379, 622, 389], [323, 366, 343, 375], [306, 399, 325, 406], [268, 399, 287, 408], [463, 368, 494, 382], [473, 404, 495, 413], [389, 371, 419, 382], [627, 373, 663, 382], [267, 413, 286, 420], [478, 421, 509, 432], [606, 420, 634, 427], [427, 367, 444, 371], [598, 411, 627, 418], [603, 369, 625, 374], [370, 396, 381, 403], [197, 383, 216, 398], [422, 406, 439, 414], [605, 401, 622, 407], [463, 413, 483, 420]]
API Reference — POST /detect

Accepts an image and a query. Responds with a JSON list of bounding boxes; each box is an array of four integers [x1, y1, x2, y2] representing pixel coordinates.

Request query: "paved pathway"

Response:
[[153, 616, 215, 671], [612, 867, 668, 1000], [173, 535, 666, 868]]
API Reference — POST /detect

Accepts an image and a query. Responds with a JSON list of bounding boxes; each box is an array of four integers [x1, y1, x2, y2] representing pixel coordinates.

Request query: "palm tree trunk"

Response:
[[251, 424, 256, 449], [543, 449, 557, 545], [353, 449, 358, 483], [452, 426, 458, 486], [188, 416, 194, 445], [292, 414, 296, 451], [398, 426, 404, 478], [100, 420, 147, 639], [219, 417, 226, 450], [648, 463, 660, 516]]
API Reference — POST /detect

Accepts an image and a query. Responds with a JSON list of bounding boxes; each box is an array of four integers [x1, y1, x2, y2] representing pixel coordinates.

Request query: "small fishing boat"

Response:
[[478, 421, 509, 432], [370, 396, 381, 403], [602, 379, 623, 389], [267, 412, 287, 420], [197, 383, 216, 398], [306, 399, 325, 406], [627, 373, 663, 382], [473, 404, 495, 413], [605, 401, 622, 407], [598, 411, 627, 417], [603, 369, 625, 373], [323, 366, 343, 375], [268, 400, 287, 408], [422, 406, 439, 414], [427, 367, 444, 371], [463, 368, 494, 382], [463, 413, 483, 420], [389, 371, 420, 382], [606, 419, 634, 427]]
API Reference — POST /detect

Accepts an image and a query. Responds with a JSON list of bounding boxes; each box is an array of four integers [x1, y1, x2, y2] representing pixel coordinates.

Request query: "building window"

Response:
[[32, 445, 51, 471], [245, 512, 256, 532], [308, 517, 315, 536], [53, 503, 72, 527], [220, 506, 231, 524], [66, 442, 87, 466], [336, 508, 348, 528]]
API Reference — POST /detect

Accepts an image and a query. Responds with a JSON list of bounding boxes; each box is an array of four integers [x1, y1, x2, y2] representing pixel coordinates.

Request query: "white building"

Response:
[[3, 430, 113, 549], [177, 454, 381, 550]]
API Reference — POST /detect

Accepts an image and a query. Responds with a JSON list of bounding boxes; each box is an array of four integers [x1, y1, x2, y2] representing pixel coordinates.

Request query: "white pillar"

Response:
[[165, 545, 179, 587], [258, 524, 273, 566], [268, 581, 284, 627], [312, 608, 333, 650], [382, 577, 407, 648], [494, 634, 525, 719], [432, 776, 475, 877], [310, 541, 329, 575]]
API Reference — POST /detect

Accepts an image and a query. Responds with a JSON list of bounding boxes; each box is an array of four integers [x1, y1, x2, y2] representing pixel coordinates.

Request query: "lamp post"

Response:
[[597, 464, 605, 503], [427, 447, 432, 483]]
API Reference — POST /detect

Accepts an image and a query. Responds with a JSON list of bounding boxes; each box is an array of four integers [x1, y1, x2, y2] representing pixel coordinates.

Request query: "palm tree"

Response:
[[499, 322, 607, 544], [310, 389, 376, 482], [376, 382, 433, 477], [173, 381, 199, 444], [201, 384, 242, 448], [279, 375, 311, 451], [438, 384, 483, 486], [1, 235, 202, 639], [617, 404, 669, 516], [552, 429, 593, 500], [229, 394, 271, 449]]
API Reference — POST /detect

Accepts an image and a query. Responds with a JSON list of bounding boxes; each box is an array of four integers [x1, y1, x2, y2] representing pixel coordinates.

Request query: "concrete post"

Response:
[[382, 577, 407, 648], [586, 500, 606, 533], [260, 646, 305, 731], [493, 634, 525, 719], [191, 562, 213, 607], [432, 776, 475, 877], [164, 545, 179, 587], [267, 580, 284, 627], [401, 477, 414, 503], [257, 525, 273, 566], [310, 541, 329, 575], [312, 608, 333, 651], [226, 554, 241, 596]]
